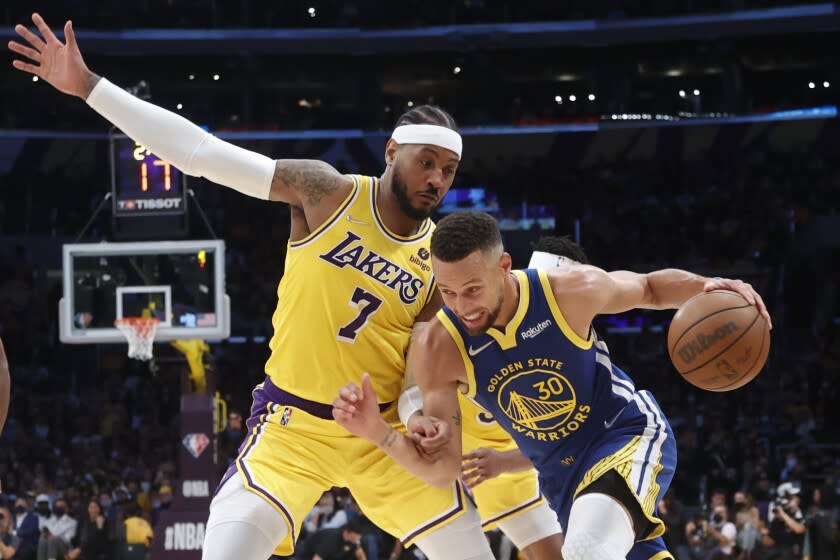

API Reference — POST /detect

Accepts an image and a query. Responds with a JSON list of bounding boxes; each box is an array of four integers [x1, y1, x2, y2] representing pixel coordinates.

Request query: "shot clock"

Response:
[[110, 132, 187, 217]]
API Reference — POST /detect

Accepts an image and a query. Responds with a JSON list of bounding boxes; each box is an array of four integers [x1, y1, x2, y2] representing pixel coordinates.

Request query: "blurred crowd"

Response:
[[0, 137, 838, 559]]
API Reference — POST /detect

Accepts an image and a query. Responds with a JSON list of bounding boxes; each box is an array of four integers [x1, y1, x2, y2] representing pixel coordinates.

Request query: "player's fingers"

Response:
[[14, 24, 46, 51], [360, 372, 375, 400], [11, 59, 40, 75], [464, 472, 486, 488], [332, 409, 351, 423], [753, 294, 772, 330], [331, 396, 357, 413], [461, 459, 482, 471], [411, 417, 437, 437], [8, 40, 41, 62], [462, 450, 481, 461], [736, 285, 756, 306], [32, 13, 60, 45], [420, 429, 447, 445], [64, 20, 77, 49], [339, 385, 359, 402]]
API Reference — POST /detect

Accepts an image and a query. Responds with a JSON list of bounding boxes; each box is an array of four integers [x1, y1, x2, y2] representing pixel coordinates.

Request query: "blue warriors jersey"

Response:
[[438, 269, 676, 543]]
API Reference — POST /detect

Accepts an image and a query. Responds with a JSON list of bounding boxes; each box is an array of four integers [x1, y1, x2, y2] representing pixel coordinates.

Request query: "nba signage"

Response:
[[154, 394, 216, 558], [175, 395, 216, 511], [151, 511, 208, 559]]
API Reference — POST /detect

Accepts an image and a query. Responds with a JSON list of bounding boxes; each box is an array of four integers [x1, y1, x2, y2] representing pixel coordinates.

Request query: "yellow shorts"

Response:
[[469, 469, 546, 531], [229, 379, 469, 556], [460, 399, 547, 531]]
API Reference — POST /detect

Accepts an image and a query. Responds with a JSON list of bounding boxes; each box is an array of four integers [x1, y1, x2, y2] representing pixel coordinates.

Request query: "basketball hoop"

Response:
[[115, 317, 160, 361]]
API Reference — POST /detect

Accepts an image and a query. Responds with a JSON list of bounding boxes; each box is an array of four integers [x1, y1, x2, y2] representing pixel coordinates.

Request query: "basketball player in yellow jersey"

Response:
[[10, 14, 495, 560]]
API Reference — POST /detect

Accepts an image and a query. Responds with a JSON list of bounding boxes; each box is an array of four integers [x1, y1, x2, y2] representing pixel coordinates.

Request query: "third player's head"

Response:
[[431, 211, 511, 335], [384, 105, 460, 221], [530, 235, 590, 267]]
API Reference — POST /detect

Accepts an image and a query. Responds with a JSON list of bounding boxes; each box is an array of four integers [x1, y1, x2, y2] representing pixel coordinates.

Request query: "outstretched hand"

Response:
[[9, 13, 95, 98], [461, 448, 505, 488], [703, 277, 772, 330], [332, 373, 388, 442]]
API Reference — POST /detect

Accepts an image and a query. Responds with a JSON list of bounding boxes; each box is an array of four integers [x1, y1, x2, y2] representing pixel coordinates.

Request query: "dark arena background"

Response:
[[1, 1, 838, 559]]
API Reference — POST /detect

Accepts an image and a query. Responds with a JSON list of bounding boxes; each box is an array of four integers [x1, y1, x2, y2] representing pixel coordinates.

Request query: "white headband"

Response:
[[528, 251, 580, 269], [391, 124, 463, 159]]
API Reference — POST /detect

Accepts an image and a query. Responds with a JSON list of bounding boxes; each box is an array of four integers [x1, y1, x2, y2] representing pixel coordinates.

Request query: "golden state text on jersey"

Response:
[[438, 269, 662, 472], [438, 269, 677, 544], [264, 175, 436, 405]]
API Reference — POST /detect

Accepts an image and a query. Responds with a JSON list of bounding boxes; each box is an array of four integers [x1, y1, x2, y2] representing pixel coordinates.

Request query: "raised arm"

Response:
[[550, 265, 771, 340], [9, 14, 353, 224]]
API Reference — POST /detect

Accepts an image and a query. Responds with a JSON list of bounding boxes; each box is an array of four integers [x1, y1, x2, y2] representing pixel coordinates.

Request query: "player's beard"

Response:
[[392, 161, 439, 221], [465, 289, 505, 336]]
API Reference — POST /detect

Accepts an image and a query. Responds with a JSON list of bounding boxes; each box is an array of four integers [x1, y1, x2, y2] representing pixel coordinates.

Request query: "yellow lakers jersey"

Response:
[[265, 175, 436, 404], [459, 393, 519, 453]]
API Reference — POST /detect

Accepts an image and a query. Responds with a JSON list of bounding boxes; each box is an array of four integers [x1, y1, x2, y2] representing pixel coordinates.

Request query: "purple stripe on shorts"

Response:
[[236, 403, 298, 548], [480, 495, 543, 528], [401, 481, 465, 545]]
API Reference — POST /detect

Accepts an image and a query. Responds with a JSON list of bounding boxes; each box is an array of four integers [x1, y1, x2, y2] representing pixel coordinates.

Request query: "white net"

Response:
[[115, 317, 160, 361]]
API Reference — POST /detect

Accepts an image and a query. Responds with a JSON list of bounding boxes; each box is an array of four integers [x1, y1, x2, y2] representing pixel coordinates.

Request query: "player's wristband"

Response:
[[87, 78, 274, 200], [398, 386, 424, 426]]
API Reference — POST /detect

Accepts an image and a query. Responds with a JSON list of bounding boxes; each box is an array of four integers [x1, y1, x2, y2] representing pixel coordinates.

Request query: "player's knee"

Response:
[[561, 531, 624, 560], [205, 476, 290, 551], [413, 506, 494, 560]]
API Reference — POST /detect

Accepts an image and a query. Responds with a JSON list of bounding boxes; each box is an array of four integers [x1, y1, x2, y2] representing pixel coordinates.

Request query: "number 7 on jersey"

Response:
[[337, 287, 383, 342]]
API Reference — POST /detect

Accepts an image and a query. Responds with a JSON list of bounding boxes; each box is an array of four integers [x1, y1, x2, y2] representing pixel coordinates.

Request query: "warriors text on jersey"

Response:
[[438, 269, 676, 545]]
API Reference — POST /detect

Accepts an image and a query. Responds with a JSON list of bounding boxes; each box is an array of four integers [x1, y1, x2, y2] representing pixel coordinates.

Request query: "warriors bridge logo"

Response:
[[489, 359, 591, 442]]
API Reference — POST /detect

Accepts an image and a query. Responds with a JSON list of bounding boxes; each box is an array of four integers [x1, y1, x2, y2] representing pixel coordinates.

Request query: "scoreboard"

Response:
[[110, 133, 187, 217]]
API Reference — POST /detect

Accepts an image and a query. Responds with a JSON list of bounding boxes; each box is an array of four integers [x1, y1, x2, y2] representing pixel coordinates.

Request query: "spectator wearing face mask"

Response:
[[37, 498, 77, 560], [12, 496, 38, 560], [732, 492, 763, 556], [706, 505, 738, 559], [32, 497, 50, 531]]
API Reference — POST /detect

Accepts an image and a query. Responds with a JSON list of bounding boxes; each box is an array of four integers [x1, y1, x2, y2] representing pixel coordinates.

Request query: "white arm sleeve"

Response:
[[398, 385, 425, 426], [86, 78, 275, 200]]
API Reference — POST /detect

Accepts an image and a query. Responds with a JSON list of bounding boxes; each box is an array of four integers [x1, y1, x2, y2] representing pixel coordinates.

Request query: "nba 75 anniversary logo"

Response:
[[182, 433, 210, 459]]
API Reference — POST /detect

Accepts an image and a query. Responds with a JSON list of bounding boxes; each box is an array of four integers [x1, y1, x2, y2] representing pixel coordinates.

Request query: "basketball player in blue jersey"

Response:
[[396, 237, 590, 559], [333, 211, 771, 560], [10, 15, 496, 560]]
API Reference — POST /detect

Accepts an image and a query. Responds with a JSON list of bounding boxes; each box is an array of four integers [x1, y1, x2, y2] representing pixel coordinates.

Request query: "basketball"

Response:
[[668, 290, 770, 391]]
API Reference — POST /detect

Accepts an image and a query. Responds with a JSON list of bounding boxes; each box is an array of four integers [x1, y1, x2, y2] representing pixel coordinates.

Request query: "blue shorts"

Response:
[[539, 391, 677, 558]]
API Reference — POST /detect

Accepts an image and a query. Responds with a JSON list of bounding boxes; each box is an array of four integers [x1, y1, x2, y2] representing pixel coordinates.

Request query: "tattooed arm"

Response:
[[271, 160, 355, 236]]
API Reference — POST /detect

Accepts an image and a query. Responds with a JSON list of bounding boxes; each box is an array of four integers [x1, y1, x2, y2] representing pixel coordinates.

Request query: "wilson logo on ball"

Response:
[[677, 321, 739, 364]]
